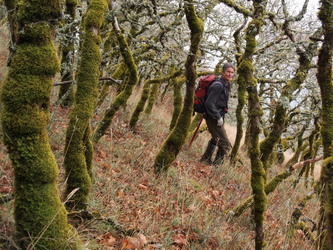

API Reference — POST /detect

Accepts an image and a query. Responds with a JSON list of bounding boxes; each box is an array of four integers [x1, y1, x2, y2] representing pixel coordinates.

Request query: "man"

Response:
[[200, 63, 235, 165]]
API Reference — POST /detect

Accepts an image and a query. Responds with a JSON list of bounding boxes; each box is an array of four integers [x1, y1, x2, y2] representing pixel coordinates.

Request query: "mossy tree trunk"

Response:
[[259, 30, 320, 171], [230, 19, 247, 162], [92, 15, 139, 143], [144, 82, 159, 115], [58, 0, 77, 107], [240, 0, 267, 249], [169, 75, 184, 131], [0, 0, 80, 248], [129, 70, 182, 130], [317, 0, 333, 248], [64, 0, 108, 210], [96, 62, 126, 108], [153, 0, 203, 173], [3, 0, 19, 65]]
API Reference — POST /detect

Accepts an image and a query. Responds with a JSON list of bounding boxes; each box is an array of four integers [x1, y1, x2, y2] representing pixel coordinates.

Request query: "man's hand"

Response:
[[217, 117, 224, 127]]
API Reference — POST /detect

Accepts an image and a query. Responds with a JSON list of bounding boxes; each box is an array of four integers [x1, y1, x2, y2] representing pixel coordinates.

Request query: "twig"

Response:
[[53, 77, 121, 86], [0, 194, 14, 204]]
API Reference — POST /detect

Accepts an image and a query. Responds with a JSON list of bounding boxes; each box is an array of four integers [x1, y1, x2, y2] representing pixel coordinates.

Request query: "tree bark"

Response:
[[317, 0, 333, 248], [64, 0, 108, 210], [0, 0, 80, 247], [153, 0, 203, 173], [240, 0, 268, 248], [92, 13, 139, 143]]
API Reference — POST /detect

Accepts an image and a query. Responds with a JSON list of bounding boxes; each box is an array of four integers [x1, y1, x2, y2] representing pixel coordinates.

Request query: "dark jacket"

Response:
[[204, 77, 231, 120]]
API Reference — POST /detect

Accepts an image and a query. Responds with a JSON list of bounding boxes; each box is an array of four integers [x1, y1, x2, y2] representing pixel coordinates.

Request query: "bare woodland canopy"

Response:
[[0, 0, 333, 249]]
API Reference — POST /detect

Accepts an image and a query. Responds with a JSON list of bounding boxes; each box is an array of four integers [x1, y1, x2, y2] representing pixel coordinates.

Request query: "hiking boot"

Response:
[[200, 141, 216, 165], [213, 147, 225, 165]]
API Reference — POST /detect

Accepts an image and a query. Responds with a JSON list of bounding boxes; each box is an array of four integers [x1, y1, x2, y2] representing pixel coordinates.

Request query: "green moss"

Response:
[[144, 83, 159, 115], [129, 79, 151, 129], [169, 76, 183, 131], [92, 17, 139, 143], [0, 1, 80, 247], [17, 0, 61, 26], [154, 0, 203, 173], [64, 0, 108, 210]]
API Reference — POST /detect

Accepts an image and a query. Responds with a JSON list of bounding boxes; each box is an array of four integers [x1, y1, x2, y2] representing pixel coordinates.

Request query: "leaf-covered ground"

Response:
[[0, 89, 321, 249]]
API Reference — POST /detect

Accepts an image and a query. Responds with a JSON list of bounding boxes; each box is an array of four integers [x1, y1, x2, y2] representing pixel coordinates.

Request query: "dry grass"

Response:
[[0, 28, 321, 250], [0, 86, 321, 249]]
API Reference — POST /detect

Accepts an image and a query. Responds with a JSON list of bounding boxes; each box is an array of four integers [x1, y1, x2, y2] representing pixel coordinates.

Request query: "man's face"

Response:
[[222, 67, 235, 82]]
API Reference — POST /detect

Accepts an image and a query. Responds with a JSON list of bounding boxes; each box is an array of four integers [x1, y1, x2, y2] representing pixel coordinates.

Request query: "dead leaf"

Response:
[[121, 236, 144, 249], [211, 190, 219, 200], [173, 233, 188, 246], [118, 189, 124, 198], [137, 233, 148, 247], [121, 237, 136, 249], [100, 232, 117, 247], [188, 204, 196, 211]]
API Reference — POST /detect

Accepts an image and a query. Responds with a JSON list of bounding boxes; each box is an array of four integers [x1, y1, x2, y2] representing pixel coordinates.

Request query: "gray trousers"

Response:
[[205, 115, 231, 153]]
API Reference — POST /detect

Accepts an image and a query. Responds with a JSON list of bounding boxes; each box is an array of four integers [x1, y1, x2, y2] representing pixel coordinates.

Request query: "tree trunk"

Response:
[[92, 14, 139, 143], [58, 0, 77, 107], [169, 75, 183, 131], [0, 0, 80, 248], [259, 30, 320, 171], [153, 0, 203, 173], [240, 0, 267, 248], [64, 0, 108, 210], [317, 0, 333, 248]]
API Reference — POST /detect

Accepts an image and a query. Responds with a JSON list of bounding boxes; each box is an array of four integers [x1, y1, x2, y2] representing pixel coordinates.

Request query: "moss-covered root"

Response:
[[153, 0, 203, 173], [64, 0, 108, 210], [0, 0, 80, 247], [92, 15, 138, 143]]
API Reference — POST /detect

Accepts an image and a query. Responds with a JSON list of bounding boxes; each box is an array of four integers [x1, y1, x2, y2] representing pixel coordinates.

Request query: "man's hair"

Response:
[[222, 63, 235, 72]]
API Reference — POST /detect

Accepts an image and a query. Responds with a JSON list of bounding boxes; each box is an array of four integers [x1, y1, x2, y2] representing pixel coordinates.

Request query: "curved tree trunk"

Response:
[[92, 14, 139, 143], [0, 0, 80, 248], [129, 70, 182, 130], [64, 0, 108, 210], [144, 82, 159, 115], [153, 0, 203, 173], [240, 0, 267, 248], [169, 75, 184, 131], [230, 18, 247, 162], [317, 0, 333, 248]]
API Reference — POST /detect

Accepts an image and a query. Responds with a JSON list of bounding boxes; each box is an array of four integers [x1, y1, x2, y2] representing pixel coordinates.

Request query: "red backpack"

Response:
[[193, 75, 217, 113]]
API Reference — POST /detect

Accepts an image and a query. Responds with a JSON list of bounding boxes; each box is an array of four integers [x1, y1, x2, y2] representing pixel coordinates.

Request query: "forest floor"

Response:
[[0, 86, 322, 249]]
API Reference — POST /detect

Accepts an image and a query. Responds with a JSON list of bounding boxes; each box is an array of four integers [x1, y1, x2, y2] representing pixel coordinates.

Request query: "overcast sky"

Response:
[[293, 0, 319, 14]]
